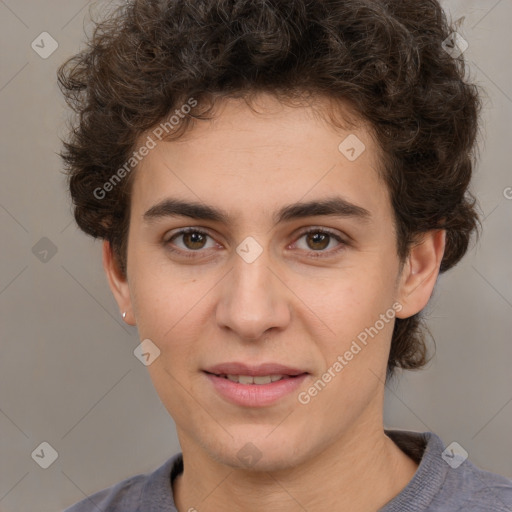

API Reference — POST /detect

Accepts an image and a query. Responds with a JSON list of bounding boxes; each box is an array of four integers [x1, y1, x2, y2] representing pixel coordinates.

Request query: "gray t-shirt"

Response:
[[63, 430, 512, 511]]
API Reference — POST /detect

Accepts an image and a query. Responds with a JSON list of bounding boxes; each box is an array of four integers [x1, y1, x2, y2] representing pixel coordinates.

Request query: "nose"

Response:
[[215, 246, 291, 341]]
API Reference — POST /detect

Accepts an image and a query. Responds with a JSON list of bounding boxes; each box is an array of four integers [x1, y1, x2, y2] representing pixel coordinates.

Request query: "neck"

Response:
[[173, 418, 418, 512]]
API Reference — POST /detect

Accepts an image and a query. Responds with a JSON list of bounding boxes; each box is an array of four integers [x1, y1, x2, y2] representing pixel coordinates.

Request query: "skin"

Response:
[[104, 93, 445, 511]]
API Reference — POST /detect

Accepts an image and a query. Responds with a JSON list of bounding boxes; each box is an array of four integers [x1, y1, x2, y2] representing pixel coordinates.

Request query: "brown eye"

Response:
[[166, 228, 216, 254], [293, 228, 346, 258], [305, 232, 330, 251], [181, 231, 208, 250]]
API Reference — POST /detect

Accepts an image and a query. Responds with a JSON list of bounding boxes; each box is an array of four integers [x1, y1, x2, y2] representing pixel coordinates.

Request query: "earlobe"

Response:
[[395, 230, 446, 319], [102, 241, 134, 325]]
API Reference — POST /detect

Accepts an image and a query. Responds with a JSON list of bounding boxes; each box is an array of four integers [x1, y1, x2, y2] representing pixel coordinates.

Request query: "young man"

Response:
[[59, 0, 512, 510]]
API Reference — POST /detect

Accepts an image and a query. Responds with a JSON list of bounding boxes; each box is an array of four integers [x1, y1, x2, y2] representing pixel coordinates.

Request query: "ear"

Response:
[[395, 229, 446, 319], [102, 241, 135, 325]]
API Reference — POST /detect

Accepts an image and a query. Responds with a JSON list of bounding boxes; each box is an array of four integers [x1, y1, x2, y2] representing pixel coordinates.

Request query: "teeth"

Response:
[[224, 374, 286, 384], [253, 376, 272, 385]]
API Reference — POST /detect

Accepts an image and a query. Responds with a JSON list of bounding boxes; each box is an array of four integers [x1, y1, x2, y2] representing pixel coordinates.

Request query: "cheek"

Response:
[[132, 280, 196, 344], [295, 260, 397, 342], [128, 230, 399, 358], [128, 246, 192, 328], [129, 263, 213, 367]]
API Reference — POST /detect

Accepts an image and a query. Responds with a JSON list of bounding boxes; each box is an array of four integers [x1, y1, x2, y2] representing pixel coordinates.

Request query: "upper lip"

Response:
[[204, 362, 308, 377]]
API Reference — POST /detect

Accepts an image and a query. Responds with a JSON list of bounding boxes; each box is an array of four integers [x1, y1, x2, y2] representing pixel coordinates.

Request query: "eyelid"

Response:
[[164, 227, 219, 250], [292, 225, 346, 241], [163, 226, 214, 243], [289, 226, 347, 256], [164, 225, 348, 259]]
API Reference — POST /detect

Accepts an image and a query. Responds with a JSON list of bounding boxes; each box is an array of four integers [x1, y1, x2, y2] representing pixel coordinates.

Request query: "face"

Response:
[[105, 93, 443, 471]]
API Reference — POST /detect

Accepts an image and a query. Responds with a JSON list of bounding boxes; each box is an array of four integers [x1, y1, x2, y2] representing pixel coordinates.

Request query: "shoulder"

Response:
[[444, 460, 512, 511], [383, 430, 512, 512], [62, 452, 183, 512], [63, 473, 146, 512]]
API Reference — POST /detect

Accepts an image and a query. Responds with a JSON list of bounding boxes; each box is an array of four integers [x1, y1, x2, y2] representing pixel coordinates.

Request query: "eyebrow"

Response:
[[143, 196, 371, 225]]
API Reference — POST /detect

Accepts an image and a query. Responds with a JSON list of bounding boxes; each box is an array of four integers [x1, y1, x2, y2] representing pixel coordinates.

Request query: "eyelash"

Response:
[[164, 227, 347, 260]]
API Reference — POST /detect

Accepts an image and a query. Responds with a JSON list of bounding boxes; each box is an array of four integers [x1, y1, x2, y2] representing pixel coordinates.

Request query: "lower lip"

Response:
[[204, 372, 308, 407]]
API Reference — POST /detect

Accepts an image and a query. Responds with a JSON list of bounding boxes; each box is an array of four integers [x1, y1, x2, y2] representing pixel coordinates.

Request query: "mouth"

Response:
[[202, 363, 309, 407], [203, 361, 308, 377], [203, 372, 305, 385]]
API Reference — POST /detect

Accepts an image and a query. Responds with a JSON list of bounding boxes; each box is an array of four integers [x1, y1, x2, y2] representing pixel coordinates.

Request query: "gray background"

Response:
[[0, 1, 511, 511]]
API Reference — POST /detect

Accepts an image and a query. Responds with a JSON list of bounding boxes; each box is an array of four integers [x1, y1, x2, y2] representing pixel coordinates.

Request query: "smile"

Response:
[[203, 371, 308, 407]]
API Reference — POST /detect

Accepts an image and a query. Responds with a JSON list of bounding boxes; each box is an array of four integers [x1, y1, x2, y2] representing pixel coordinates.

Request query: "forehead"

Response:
[[131, 94, 391, 228]]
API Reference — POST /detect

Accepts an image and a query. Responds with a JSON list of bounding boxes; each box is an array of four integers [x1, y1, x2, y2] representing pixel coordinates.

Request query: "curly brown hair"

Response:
[[57, 0, 482, 379]]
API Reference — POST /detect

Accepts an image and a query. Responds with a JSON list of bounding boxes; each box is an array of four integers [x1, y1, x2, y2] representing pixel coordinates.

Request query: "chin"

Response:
[[206, 428, 314, 473]]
